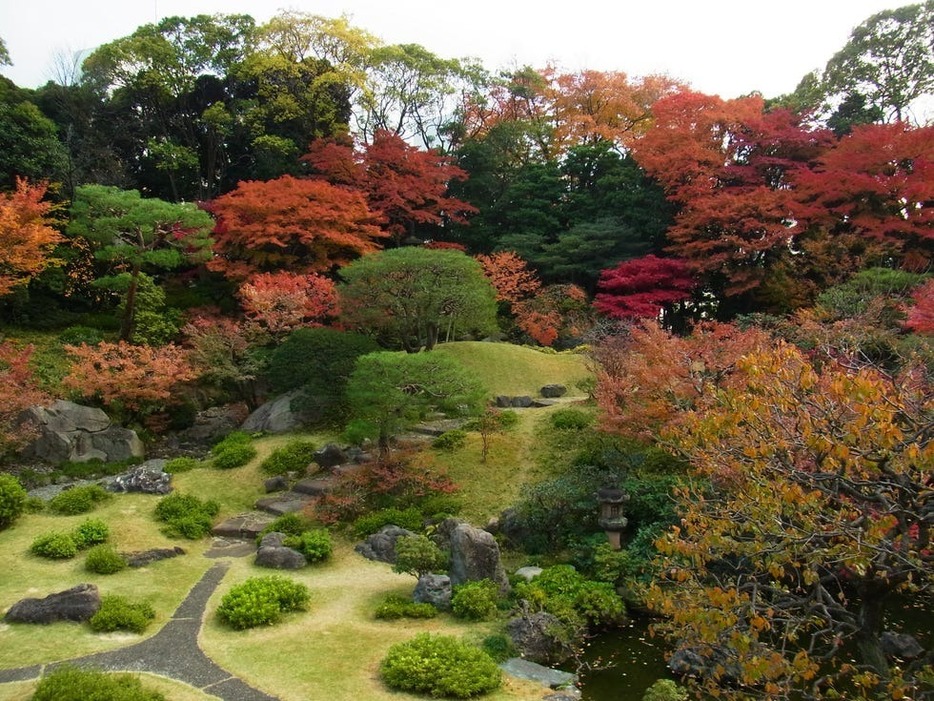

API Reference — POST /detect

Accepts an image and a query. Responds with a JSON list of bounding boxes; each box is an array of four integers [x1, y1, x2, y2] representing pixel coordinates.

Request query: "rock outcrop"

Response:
[[5, 583, 101, 624], [448, 521, 509, 593], [25, 400, 144, 464]]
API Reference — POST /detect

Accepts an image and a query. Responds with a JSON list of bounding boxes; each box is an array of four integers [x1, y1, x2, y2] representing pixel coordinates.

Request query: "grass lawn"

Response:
[[0, 673, 217, 701]]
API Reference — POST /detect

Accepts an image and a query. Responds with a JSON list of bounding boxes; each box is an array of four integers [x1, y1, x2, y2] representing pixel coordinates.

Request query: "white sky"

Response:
[[0, 0, 916, 99]]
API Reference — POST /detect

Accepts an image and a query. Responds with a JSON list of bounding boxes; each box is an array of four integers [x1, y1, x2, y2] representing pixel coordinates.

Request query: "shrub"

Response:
[[89, 595, 155, 633], [0, 474, 27, 529], [352, 507, 423, 538], [260, 440, 317, 476], [481, 633, 517, 662], [85, 544, 128, 574], [380, 633, 502, 698], [392, 534, 448, 577], [432, 429, 468, 451], [48, 484, 112, 515], [31, 666, 165, 701], [374, 594, 438, 620], [30, 531, 78, 559], [72, 518, 109, 549], [164, 457, 200, 474], [58, 325, 104, 346], [643, 679, 689, 701], [217, 575, 310, 630], [211, 430, 253, 454], [212, 443, 257, 469], [451, 579, 500, 621], [257, 513, 310, 541], [513, 565, 626, 628], [153, 492, 219, 540], [283, 529, 333, 563], [550, 407, 593, 430]]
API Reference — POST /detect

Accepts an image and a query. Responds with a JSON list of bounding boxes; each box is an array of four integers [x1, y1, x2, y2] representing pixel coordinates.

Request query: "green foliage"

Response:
[[153, 492, 219, 540], [30, 531, 79, 559], [433, 429, 468, 451], [549, 407, 593, 430], [513, 565, 626, 628], [258, 513, 311, 540], [72, 518, 110, 549], [210, 430, 253, 454], [260, 440, 317, 476], [58, 325, 105, 346], [374, 594, 438, 620], [266, 328, 379, 422], [0, 473, 27, 529], [282, 528, 333, 563], [392, 534, 448, 578], [816, 267, 926, 319], [85, 544, 128, 574], [451, 580, 501, 621], [217, 575, 310, 630], [48, 484, 112, 515], [31, 665, 165, 701], [380, 633, 502, 698], [351, 507, 424, 537], [55, 458, 140, 481], [480, 633, 517, 663], [643, 679, 689, 701], [164, 456, 201, 473], [212, 443, 257, 469], [89, 595, 155, 634]]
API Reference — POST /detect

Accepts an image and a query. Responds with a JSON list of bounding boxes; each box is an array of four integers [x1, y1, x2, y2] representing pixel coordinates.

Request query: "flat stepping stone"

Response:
[[293, 477, 336, 496], [211, 511, 275, 539], [410, 418, 467, 437], [204, 537, 257, 559], [500, 658, 577, 690], [532, 399, 558, 408], [254, 493, 311, 515]]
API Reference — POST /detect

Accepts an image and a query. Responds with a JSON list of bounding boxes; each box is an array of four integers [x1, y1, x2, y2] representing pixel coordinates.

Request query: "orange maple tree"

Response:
[[204, 175, 386, 280], [513, 283, 589, 347], [0, 178, 62, 296], [0, 342, 51, 452], [237, 270, 338, 337], [475, 251, 541, 304]]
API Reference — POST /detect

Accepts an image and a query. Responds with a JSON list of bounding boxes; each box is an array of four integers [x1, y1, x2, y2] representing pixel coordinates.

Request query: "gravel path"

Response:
[[0, 562, 279, 701]]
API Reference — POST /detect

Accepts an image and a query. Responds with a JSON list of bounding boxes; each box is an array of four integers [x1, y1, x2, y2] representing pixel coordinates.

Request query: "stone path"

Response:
[[0, 561, 279, 701]]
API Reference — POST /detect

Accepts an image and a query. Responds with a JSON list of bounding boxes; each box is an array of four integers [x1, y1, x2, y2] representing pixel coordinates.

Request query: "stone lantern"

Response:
[[597, 485, 629, 550]]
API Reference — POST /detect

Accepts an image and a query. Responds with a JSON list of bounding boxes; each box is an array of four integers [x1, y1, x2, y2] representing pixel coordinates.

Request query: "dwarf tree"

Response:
[[237, 271, 338, 338]]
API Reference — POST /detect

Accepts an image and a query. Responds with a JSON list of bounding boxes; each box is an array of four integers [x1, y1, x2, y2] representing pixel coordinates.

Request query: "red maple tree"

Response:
[[594, 255, 695, 320], [905, 279, 934, 335], [237, 270, 338, 337]]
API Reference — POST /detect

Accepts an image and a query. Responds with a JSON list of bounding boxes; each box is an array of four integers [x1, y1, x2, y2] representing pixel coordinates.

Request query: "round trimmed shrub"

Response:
[[30, 531, 78, 559], [210, 431, 252, 454], [550, 407, 593, 430], [380, 633, 502, 698], [85, 544, 128, 574], [374, 594, 437, 620], [643, 679, 689, 701], [31, 665, 164, 701], [433, 429, 468, 452], [392, 534, 448, 577], [257, 513, 310, 541], [48, 484, 112, 515], [89, 595, 155, 634], [164, 457, 200, 473], [451, 579, 500, 621], [260, 440, 317, 476], [212, 443, 257, 469], [352, 507, 423, 538], [0, 474, 27, 530], [481, 633, 517, 662], [153, 492, 219, 540], [72, 518, 109, 549], [217, 575, 310, 630], [283, 529, 332, 563]]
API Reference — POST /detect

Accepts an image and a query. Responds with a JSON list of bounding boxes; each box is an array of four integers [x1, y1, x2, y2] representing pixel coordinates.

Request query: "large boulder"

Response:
[[174, 404, 249, 448], [881, 631, 924, 661], [24, 400, 144, 464], [5, 583, 101, 624], [108, 460, 172, 494], [448, 522, 510, 593], [313, 443, 348, 470], [540, 384, 567, 398], [241, 390, 311, 434], [668, 644, 743, 683], [255, 532, 306, 570], [413, 573, 452, 610], [506, 611, 571, 665], [355, 525, 415, 564]]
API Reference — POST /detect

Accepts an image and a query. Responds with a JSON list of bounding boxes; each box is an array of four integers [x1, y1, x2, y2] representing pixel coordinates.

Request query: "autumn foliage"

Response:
[[475, 251, 541, 304], [905, 278, 934, 335], [0, 342, 51, 452], [205, 175, 386, 280], [513, 283, 589, 347], [0, 179, 62, 296], [593, 255, 694, 320], [237, 271, 338, 336]]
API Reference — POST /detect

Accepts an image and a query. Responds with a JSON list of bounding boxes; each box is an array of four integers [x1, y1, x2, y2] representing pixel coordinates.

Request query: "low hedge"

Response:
[[380, 633, 502, 698], [217, 575, 310, 630]]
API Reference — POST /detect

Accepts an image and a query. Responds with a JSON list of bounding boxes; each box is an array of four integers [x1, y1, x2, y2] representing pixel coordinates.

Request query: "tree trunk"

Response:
[[425, 322, 438, 351], [856, 587, 890, 679], [119, 262, 141, 342]]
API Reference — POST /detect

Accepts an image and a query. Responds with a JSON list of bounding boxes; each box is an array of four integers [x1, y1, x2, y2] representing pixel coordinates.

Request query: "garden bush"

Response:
[[257, 513, 311, 541], [432, 429, 468, 451], [380, 633, 502, 698], [392, 534, 448, 577], [374, 594, 438, 620], [72, 518, 109, 549], [164, 457, 200, 473], [217, 575, 310, 630], [451, 579, 501, 621], [85, 544, 128, 574], [153, 492, 219, 539], [31, 665, 164, 701], [351, 507, 423, 538], [260, 440, 317, 476], [643, 679, 689, 701], [480, 633, 517, 662], [283, 528, 333, 563], [513, 565, 625, 628], [89, 595, 155, 634], [58, 325, 105, 346], [212, 443, 257, 469], [211, 431, 253, 454], [550, 407, 593, 430], [48, 484, 112, 515], [30, 532, 78, 559], [0, 474, 27, 529]]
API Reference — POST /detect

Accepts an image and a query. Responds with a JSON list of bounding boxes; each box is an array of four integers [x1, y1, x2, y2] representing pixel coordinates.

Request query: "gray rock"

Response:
[[494, 395, 513, 408], [90, 427, 145, 463], [5, 583, 101, 624], [24, 401, 144, 464], [543, 693, 582, 701], [669, 645, 743, 682], [355, 525, 415, 564], [175, 404, 248, 448], [241, 390, 308, 434], [413, 573, 452, 610], [125, 546, 186, 568], [259, 532, 288, 548], [514, 566, 543, 582], [448, 522, 509, 593], [255, 542, 306, 569], [881, 631, 924, 660], [109, 460, 172, 494], [254, 493, 309, 515], [510, 396, 533, 408], [30, 400, 111, 434], [499, 657, 577, 690], [540, 384, 567, 398], [211, 512, 275, 540], [313, 443, 347, 469], [292, 478, 334, 496], [506, 611, 571, 665], [264, 475, 289, 493]]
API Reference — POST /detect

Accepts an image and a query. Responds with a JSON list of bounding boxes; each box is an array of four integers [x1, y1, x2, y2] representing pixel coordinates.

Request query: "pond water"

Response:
[[576, 616, 671, 700]]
